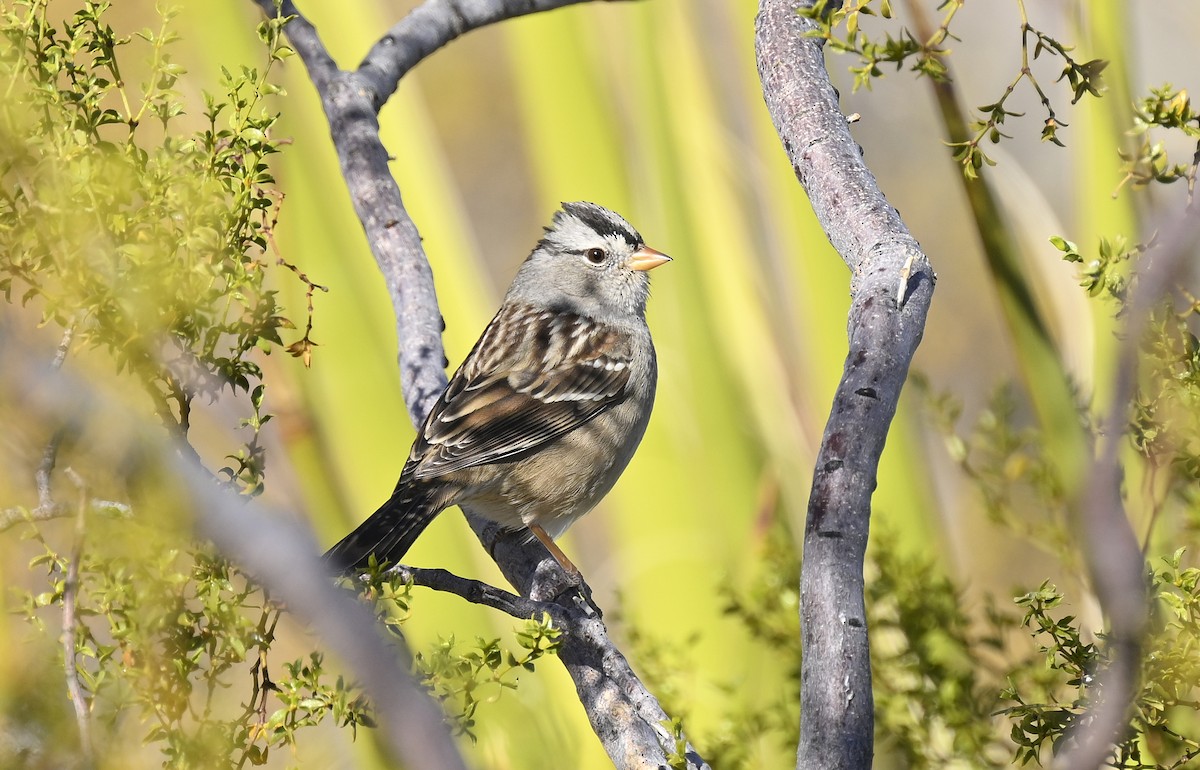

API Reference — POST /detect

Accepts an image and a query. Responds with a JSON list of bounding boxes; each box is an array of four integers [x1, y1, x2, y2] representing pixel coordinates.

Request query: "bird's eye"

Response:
[[584, 247, 605, 264]]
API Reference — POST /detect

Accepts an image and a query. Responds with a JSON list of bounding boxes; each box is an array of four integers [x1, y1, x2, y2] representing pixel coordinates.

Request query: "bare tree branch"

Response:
[[389, 564, 562, 621], [36, 325, 75, 507], [475, 516, 712, 769], [253, 1, 711, 766], [1052, 208, 1200, 770], [391, 557, 712, 770], [357, 0, 603, 108], [252, 0, 447, 425], [755, 1, 934, 768]]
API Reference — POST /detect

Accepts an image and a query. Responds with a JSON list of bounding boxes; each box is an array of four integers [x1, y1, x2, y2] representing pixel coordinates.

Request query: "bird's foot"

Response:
[[529, 557, 601, 619]]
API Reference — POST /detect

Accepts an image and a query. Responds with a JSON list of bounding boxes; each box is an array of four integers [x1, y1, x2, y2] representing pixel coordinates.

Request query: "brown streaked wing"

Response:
[[406, 304, 633, 480]]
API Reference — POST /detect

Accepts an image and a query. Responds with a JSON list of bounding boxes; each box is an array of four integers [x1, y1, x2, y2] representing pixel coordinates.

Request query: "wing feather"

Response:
[[406, 304, 633, 480]]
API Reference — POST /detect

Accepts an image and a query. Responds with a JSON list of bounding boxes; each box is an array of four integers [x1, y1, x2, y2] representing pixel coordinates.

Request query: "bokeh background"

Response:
[[4, 0, 1200, 767]]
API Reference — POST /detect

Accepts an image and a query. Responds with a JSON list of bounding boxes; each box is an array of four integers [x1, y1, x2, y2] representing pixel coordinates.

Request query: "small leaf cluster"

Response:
[[220, 383, 271, 497], [12, 516, 371, 767], [997, 583, 1099, 766], [919, 378, 1079, 567], [1117, 86, 1200, 196], [244, 653, 374, 766], [1141, 552, 1200, 767], [1048, 37, 1107, 106], [800, 0, 1107, 179], [662, 716, 692, 770], [356, 568, 564, 741], [799, 0, 953, 93], [1050, 233, 1142, 302], [1049, 230, 1200, 511], [949, 22, 1106, 179], [999, 559, 1200, 768], [412, 613, 562, 740], [1129, 304, 1200, 495], [0, 0, 315, 497]]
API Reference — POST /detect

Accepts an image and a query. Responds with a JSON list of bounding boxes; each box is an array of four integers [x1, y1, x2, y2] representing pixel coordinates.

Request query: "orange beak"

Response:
[[625, 245, 672, 272]]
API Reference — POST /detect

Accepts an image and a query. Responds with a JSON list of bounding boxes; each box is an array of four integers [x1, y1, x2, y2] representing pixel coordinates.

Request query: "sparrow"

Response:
[[325, 202, 670, 576]]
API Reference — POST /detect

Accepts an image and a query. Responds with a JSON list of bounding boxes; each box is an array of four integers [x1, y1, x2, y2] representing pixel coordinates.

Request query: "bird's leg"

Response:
[[528, 523, 581, 578], [526, 524, 602, 618]]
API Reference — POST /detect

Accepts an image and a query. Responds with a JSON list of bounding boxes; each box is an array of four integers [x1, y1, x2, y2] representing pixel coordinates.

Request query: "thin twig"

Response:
[[4, 326, 470, 770], [0, 500, 132, 533], [35, 431, 65, 511], [36, 324, 76, 508], [252, 0, 445, 426], [390, 565, 564, 622], [61, 468, 94, 766], [50, 323, 75, 368]]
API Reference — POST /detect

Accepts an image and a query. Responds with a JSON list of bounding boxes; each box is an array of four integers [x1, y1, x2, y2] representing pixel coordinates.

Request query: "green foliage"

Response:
[[913, 81, 1200, 762], [800, 0, 1107, 179], [0, 1, 310, 764], [249, 653, 374, 765], [916, 198, 1200, 766], [1118, 86, 1200, 195], [1050, 234, 1141, 302], [355, 568, 563, 741], [998, 582, 1100, 766], [627, 521, 1018, 769], [919, 378, 1080, 568], [662, 717, 692, 770], [648, 524, 1200, 769], [1048, 141, 1200, 527], [800, 0, 945, 93], [948, 19, 1105, 178], [414, 620, 562, 741], [11, 515, 373, 768], [868, 533, 1015, 767], [1130, 306, 1200, 495], [998, 558, 1200, 769], [0, 3, 394, 767], [0, 0, 315, 471]]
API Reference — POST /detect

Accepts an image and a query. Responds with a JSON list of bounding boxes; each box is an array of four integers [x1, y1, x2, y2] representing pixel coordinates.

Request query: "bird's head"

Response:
[[508, 201, 670, 322]]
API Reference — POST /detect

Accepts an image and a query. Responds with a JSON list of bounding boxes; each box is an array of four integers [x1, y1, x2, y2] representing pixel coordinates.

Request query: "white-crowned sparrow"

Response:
[[325, 202, 670, 575]]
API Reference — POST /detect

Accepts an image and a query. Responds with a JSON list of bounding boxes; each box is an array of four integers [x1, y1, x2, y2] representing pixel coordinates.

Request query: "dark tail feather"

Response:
[[324, 484, 442, 575]]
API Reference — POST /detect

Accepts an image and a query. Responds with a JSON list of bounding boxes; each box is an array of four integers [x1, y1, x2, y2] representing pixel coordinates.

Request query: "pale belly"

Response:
[[460, 397, 650, 539]]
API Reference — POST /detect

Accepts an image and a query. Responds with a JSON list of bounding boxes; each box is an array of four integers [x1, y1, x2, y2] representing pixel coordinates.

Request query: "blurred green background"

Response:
[[5, 0, 1200, 767]]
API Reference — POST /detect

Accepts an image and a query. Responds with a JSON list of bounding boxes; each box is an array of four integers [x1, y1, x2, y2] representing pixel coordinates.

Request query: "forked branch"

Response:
[[250, 1, 710, 766]]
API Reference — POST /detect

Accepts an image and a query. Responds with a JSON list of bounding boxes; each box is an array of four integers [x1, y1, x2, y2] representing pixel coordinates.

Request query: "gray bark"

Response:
[[755, 2, 935, 768]]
